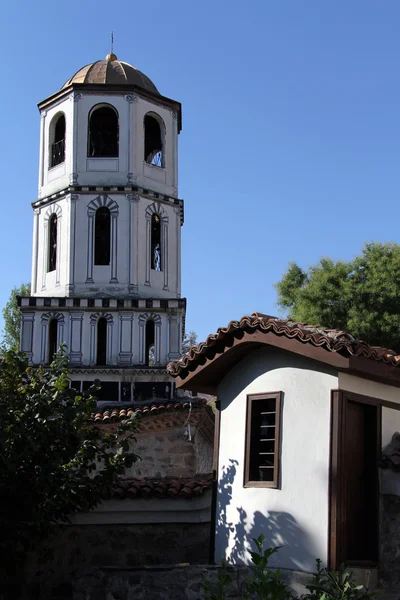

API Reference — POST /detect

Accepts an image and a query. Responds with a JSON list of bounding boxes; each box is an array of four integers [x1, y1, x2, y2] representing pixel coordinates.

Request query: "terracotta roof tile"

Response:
[[167, 313, 400, 379], [93, 401, 193, 424], [113, 474, 213, 499]]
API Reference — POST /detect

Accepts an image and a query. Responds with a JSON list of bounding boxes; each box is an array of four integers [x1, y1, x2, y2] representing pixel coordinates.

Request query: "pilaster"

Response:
[[66, 194, 79, 296], [127, 193, 139, 295]]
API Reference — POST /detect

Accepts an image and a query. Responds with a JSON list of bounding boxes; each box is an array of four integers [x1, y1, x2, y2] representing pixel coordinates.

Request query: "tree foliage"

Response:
[[0, 348, 138, 590], [1, 282, 30, 351], [275, 242, 400, 351], [182, 330, 198, 354]]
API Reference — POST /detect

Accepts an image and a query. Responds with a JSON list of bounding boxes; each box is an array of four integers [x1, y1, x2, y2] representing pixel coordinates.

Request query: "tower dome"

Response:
[[61, 54, 159, 95]]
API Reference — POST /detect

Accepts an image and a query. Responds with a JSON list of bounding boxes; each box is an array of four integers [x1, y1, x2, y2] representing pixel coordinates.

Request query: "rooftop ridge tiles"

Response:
[[167, 313, 400, 379]]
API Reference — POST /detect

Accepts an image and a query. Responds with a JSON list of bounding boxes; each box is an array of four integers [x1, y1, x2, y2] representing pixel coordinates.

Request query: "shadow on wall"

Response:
[[216, 459, 318, 572]]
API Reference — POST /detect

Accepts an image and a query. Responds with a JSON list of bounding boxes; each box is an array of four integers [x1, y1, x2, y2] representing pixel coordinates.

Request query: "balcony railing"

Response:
[[50, 139, 65, 168]]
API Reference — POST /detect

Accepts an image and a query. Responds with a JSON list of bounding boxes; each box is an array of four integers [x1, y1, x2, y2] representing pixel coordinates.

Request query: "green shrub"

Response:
[[303, 559, 374, 600], [242, 534, 291, 600]]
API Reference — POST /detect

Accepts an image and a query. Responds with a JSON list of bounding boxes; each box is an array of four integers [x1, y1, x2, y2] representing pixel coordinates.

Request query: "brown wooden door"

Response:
[[344, 400, 378, 563], [330, 392, 380, 568]]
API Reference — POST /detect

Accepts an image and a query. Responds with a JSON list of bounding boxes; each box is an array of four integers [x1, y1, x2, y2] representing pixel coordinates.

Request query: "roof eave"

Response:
[[173, 330, 400, 394]]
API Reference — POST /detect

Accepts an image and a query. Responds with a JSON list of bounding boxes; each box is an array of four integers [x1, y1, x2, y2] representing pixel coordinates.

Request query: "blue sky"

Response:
[[2, 1, 400, 343]]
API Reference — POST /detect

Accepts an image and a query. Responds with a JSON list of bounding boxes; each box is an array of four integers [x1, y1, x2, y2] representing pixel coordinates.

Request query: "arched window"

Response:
[[145, 320, 155, 366], [96, 318, 107, 365], [50, 114, 65, 167], [48, 319, 58, 363], [94, 207, 111, 265], [151, 214, 161, 271], [88, 105, 119, 157], [48, 214, 57, 272], [144, 114, 164, 167]]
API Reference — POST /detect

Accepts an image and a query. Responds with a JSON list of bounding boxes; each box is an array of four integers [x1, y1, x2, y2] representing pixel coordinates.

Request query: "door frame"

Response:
[[329, 390, 382, 570]]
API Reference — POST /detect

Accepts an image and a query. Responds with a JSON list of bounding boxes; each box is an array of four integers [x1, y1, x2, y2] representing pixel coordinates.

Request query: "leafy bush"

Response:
[[201, 540, 375, 600], [242, 534, 290, 600], [201, 561, 234, 600], [0, 347, 139, 597], [303, 559, 374, 600]]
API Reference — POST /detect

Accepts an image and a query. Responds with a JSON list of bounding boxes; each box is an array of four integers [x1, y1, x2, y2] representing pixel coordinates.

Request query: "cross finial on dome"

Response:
[[106, 31, 118, 62]]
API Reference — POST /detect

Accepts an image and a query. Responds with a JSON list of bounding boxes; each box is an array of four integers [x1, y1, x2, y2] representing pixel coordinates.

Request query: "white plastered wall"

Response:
[[216, 347, 338, 572], [38, 95, 73, 198], [32, 197, 71, 297], [33, 192, 180, 299], [38, 90, 178, 198]]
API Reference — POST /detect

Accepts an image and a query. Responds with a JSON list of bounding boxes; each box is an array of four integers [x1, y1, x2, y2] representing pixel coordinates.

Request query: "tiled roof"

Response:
[[167, 312, 400, 379], [93, 400, 196, 424], [113, 474, 213, 499]]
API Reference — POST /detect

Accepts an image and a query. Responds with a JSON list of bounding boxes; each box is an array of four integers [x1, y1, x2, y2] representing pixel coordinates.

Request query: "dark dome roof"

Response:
[[61, 54, 159, 95]]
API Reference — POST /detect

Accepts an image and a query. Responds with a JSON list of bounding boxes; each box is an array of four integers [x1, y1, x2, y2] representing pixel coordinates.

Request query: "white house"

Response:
[[168, 312, 400, 577]]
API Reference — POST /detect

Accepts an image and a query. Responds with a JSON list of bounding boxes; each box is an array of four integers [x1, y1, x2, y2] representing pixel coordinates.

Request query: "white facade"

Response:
[[38, 91, 179, 199], [214, 346, 400, 572], [20, 56, 185, 402], [30, 193, 182, 298], [215, 347, 338, 572]]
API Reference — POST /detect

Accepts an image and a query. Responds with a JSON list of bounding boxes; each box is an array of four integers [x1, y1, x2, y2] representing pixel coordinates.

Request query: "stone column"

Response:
[[125, 94, 138, 184], [145, 217, 151, 287], [40, 319, 47, 363], [89, 317, 97, 364], [31, 209, 40, 295], [66, 194, 79, 295], [170, 109, 178, 194], [55, 212, 62, 287], [127, 193, 139, 294], [70, 92, 82, 185], [38, 110, 47, 191], [155, 319, 162, 365], [168, 311, 181, 360], [138, 316, 146, 364], [107, 318, 114, 363], [69, 312, 83, 364], [20, 312, 35, 362], [119, 313, 134, 364], [162, 220, 169, 291], [41, 218, 48, 291], [175, 206, 181, 297], [110, 214, 118, 283], [86, 213, 94, 283]]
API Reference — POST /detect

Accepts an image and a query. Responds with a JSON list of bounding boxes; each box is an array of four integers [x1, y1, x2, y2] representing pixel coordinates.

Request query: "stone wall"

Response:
[[72, 565, 313, 600], [380, 494, 400, 586], [122, 418, 213, 479], [194, 429, 214, 475], [127, 429, 198, 478], [25, 523, 210, 599]]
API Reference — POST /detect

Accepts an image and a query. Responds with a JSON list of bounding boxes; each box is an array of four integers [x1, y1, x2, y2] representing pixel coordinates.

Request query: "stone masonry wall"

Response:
[[125, 426, 210, 478], [194, 429, 214, 475], [72, 565, 313, 600], [380, 494, 400, 586], [25, 523, 210, 599]]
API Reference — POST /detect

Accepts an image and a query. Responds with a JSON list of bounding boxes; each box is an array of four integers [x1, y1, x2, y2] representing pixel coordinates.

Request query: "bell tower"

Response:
[[19, 53, 185, 403]]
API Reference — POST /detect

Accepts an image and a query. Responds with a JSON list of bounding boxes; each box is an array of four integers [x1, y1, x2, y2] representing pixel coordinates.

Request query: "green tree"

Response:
[[276, 242, 400, 352], [0, 347, 138, 597], [1, 282, 30, 351], [182, 330, 198, 354]]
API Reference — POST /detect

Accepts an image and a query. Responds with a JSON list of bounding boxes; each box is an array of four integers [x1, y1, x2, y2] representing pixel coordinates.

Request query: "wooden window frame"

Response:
[[244, 391, 282, 489]]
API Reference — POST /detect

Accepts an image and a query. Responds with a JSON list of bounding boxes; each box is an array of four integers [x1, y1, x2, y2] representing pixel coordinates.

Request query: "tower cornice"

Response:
[[31, 185, 185, 225]]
